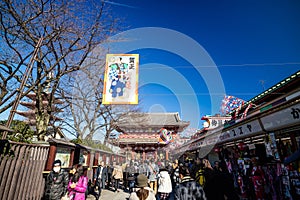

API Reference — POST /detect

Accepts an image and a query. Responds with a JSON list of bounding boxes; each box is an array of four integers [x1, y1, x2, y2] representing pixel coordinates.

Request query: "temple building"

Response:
[[115, 112, 190, 161]]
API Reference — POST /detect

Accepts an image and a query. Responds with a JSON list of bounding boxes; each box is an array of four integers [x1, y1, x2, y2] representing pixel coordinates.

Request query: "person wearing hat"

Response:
[[44, 160, 69, 200], [129, 174, 156, 200]]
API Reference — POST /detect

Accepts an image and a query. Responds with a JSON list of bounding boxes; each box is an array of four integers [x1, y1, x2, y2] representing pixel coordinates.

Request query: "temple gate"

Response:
[[115, 112, 189, 162]]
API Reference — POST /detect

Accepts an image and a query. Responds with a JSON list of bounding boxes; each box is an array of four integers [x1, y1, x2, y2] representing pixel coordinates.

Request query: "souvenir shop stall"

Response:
[[213, 100, 300, 199], [204, 71, 300, 199]]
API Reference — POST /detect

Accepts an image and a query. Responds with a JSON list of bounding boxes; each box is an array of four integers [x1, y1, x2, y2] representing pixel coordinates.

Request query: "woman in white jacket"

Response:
[[157, 168, 172, 200]]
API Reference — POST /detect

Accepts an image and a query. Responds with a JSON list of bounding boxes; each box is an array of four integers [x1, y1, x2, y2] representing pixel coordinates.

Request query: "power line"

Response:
[[139, 62, 300, 70], [139, 92, 285, 96]]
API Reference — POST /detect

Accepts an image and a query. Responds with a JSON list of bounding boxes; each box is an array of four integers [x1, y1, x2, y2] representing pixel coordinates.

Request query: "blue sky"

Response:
[[1, 1, 299, 137], [105, 0, 300, 130]]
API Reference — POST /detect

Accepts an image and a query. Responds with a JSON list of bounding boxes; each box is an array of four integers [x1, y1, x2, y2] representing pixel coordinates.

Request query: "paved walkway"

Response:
[[87, 189, 130, 200]]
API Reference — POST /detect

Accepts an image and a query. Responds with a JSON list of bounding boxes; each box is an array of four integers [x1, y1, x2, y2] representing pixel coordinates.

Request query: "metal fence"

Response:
[[0, 140, 49, 200]]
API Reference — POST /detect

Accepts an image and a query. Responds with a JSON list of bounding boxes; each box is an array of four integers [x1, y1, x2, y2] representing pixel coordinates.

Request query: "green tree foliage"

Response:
[[69, 138, 112, 152], [0, 120, 34, 143]]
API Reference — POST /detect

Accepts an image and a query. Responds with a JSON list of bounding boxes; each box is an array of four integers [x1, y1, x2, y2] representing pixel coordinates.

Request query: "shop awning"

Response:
[[284, 149, 300, 165]]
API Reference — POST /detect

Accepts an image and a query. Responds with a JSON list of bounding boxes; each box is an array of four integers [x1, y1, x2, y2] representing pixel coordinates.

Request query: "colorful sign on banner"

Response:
[[102, 54, 139, 104], [158, 128, 174, 144]]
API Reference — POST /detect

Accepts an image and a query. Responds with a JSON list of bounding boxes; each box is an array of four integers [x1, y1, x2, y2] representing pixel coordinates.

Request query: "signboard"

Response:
[[261, 102, 300, 131], [102, 54, 139, 104], [219, 119, 263, 143], [55, 148, 71, 168], [79, 150, 88, 166], [202, 116, 231, 130]]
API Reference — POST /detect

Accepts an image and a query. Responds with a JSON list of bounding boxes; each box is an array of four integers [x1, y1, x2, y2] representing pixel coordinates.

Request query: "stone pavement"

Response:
[[86, 189, 130, 200]]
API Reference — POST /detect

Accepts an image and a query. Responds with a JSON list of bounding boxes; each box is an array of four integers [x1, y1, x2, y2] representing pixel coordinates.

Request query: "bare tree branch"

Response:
[[0, 0, 120, 139]]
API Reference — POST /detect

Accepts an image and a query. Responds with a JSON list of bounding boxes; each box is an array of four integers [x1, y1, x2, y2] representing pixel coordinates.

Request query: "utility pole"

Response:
[[2, 37, 43, 139]]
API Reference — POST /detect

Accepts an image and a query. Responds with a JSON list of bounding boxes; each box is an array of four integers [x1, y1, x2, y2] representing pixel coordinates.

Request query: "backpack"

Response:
[[195, 169, 205, 187]]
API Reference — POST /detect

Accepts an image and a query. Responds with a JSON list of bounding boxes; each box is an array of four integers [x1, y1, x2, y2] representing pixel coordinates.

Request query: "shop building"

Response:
[[176, 70, 300, 199]]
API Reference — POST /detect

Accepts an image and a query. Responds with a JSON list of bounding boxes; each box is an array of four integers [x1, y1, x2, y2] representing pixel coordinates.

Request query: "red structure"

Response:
[[16, 93, 63, 126], [115, 112, 189, 161]]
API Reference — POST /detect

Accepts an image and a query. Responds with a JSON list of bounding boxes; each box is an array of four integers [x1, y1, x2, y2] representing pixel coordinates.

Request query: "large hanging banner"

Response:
[[103, 54, 139, 104]]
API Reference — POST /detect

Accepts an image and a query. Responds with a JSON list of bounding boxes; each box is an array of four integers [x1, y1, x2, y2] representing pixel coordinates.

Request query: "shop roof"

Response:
[[249, 70, 300, 104], [228, 70, 300, 115], [47, 138, 76, 147]]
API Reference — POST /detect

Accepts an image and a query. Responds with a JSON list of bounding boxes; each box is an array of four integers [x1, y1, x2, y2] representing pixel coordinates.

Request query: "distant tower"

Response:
[[15, 92, 63, 137]]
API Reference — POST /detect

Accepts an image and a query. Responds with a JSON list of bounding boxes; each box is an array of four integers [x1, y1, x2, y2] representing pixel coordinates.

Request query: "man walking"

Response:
[[44, 160, 69, 200], [148, 159, 159, 194], [107, 162, 114, 189], [94, 161, 108, 197]]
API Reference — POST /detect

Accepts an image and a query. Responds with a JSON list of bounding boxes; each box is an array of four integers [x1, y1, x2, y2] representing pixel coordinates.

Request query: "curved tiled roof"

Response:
[[116, 112, 190, 128]]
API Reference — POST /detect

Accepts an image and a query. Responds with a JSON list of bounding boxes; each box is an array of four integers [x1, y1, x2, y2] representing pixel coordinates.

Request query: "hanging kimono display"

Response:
[[216, 140, 300, 200]]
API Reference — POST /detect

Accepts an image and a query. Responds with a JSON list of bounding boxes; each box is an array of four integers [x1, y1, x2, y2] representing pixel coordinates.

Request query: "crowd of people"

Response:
[[43, 157, 240, 200], [90, 158, 210, 200]]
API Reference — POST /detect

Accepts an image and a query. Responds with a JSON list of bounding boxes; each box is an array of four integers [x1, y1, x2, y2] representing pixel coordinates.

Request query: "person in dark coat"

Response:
[[94, 161, 108, 197], [202, 159, 239, 200], [190, 157, 202, 180], [127, 161, 137, 192], [174, 165, 206, 200], [106, 162, 114, 189], [44, 160, 69, 200], [170, 159, 180, 188]]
